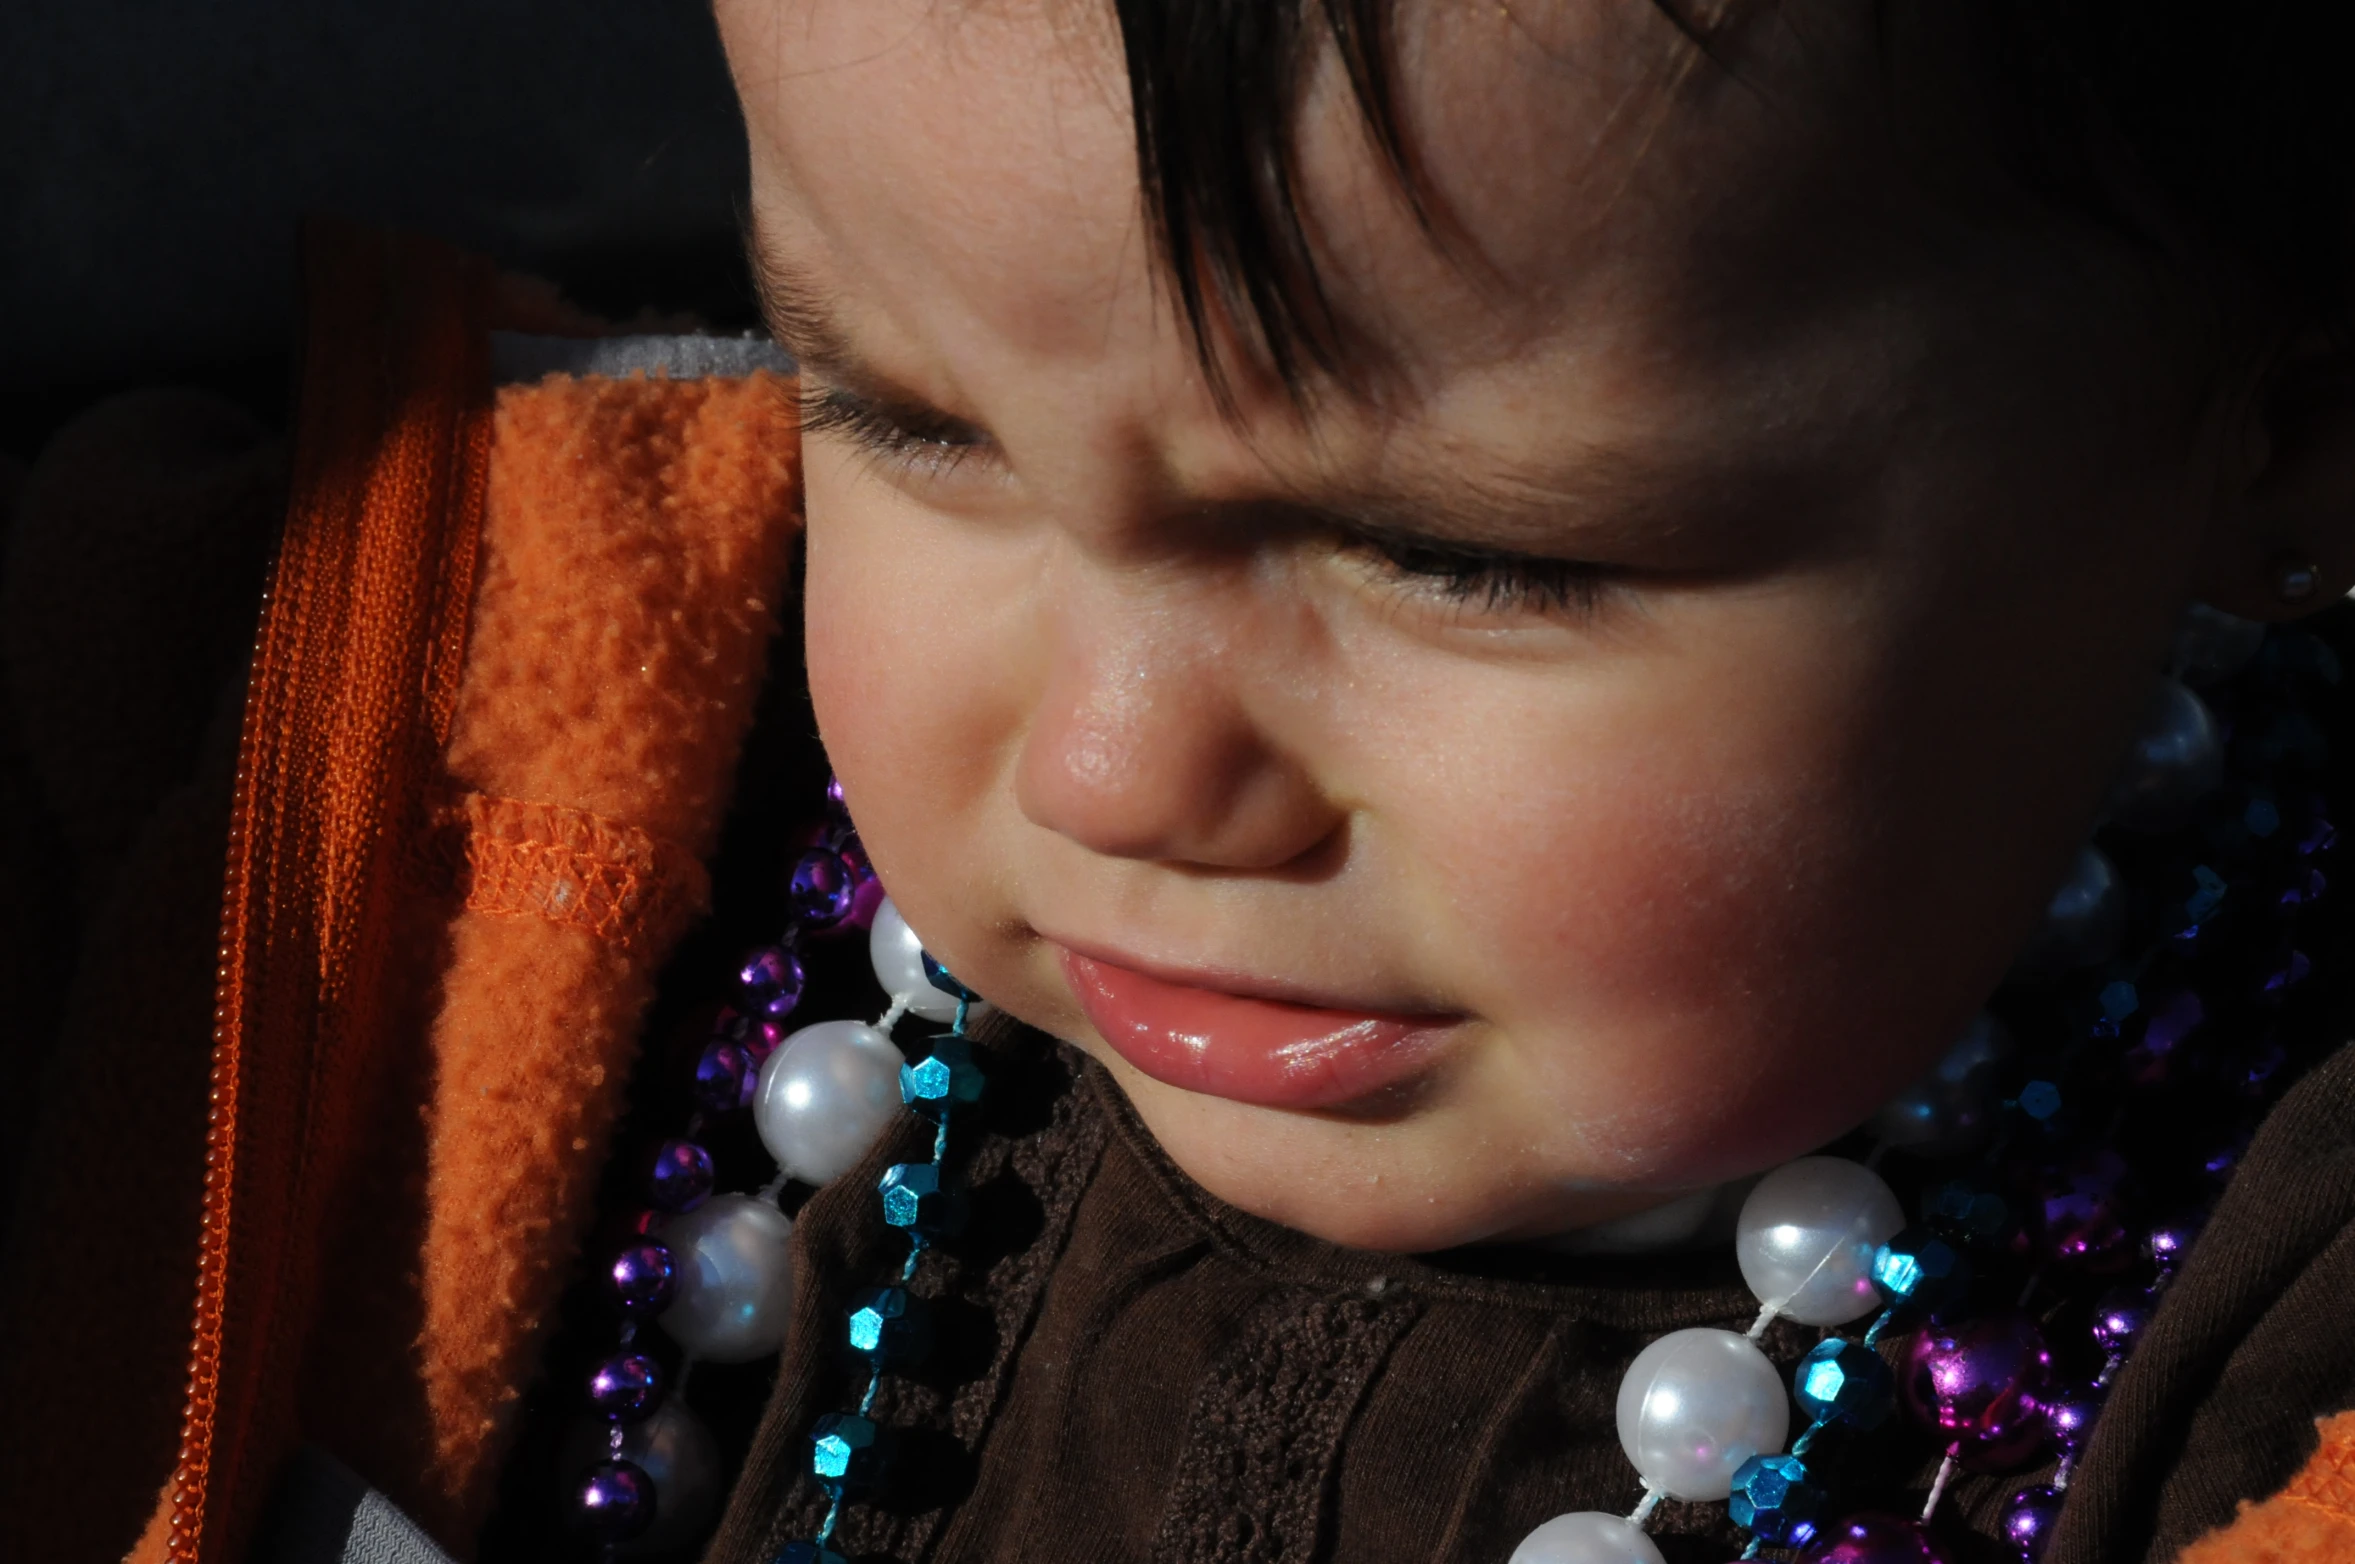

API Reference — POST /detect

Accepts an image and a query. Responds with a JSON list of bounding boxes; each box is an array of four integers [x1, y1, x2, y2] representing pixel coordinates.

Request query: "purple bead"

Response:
[[2044, 1382, 2105, 1456], [1903, 1312, 2052, 1451], [2298, 802, 2336, 856], [2279, 865, 2327, 908], [2146, 1210, 2207, 1275], [1801, 1513, 1953, 1563], [826, 773, 847, 809], [2260, 949, 2312, 1000], [609, 1239, 677, 1314], [693, 1039, 756, 1114], [2000, 1485, 2064, 1562], [739, 944, 806, 1021], [648, 1138, 715, 1213], [2034, 1151, 2133, 1271], [838, 836, 885, 931], [750, 1016, 790, 1063], [2123, 989, 2203, 1086], [587, 1351, 664, 1421], [573, 1457, 654, 1538], [788, 847, 856, 929], [2088, 1286, 2157, 1357], [2198, 1127, 2252, 1191]]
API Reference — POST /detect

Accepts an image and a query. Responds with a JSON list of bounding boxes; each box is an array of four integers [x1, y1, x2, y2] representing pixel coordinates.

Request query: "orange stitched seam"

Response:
[[2282, 1433, 2355, 1520], [413, 790, 710, 952]]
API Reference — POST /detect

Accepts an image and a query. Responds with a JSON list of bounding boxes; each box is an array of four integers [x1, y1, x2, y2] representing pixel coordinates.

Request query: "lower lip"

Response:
[[1059, 950, 1453, 1110]]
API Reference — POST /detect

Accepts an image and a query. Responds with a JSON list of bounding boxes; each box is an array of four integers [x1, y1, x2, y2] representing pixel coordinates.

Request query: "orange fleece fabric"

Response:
[[293, 369, 802, 1550], [2180, 1412, 2355, 1563]]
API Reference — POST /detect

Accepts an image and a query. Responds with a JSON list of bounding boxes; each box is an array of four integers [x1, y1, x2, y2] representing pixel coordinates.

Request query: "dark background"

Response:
[[2, 0, 759, 457]]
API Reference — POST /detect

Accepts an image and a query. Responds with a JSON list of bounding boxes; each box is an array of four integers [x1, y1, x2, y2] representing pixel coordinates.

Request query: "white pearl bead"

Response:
[[2103, 675, 2222, 832], [656, 1193, 794, 1363], [2169, 602, 2266, 689], [1870, 1012, 2014, 1158], [1735, 1156, 1903, 1325], [754, 1020, 906, 1185], [1614, 1327, 1789, 1500], [2014, 843, 2127, 978], [562, 1399, 723, 1556], [1507, 1512, 1668, 1564], [870, 897, 963, 1022]]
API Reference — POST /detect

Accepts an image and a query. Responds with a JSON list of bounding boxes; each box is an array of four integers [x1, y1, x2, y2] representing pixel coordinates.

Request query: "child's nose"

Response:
[[1012, 621, 1341, 872]]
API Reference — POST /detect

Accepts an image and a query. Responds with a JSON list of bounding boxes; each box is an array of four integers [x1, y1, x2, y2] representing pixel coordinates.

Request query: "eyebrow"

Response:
[[743, 204, 1409, 426], [740, 213, 1830, 567]]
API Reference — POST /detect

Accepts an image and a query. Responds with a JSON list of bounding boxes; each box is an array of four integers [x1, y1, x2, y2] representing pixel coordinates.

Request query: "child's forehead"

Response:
[[732, 0, 1926, 363]]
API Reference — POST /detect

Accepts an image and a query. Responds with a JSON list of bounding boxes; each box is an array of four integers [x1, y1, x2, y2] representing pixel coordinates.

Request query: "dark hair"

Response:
[[1110, 0, 2355, 391]]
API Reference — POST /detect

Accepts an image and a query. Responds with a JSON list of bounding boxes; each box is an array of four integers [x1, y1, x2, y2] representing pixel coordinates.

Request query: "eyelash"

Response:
[[799, 384, 1607, 619], [1353, 534, 1613, 618], [799, 385, 988, 478]]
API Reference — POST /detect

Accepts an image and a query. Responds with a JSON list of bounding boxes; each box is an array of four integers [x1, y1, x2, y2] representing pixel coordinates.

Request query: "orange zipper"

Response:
[[165, 218, 492, 1564]]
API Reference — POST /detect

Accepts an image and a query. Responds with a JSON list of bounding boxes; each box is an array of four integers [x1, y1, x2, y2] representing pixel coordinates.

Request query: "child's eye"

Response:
[[799, 383, 992, 480], [1349, 532, 1614, 619]]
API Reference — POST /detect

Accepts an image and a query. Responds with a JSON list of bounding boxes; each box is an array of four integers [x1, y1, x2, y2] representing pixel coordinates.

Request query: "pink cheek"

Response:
[[1453, 773, 1900, 1179]]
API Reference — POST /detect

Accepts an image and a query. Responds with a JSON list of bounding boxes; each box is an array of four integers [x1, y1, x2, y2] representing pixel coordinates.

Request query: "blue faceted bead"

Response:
[[920, 951, 980, 1002], [771, 1546, 848, 1564], [879, 1162, 967, 1238], [1873, 1227, 1972, 1315], [847, 1285, 933, 1369], [1794, 1338, 1895, 1430], [1923, 1179, 2011, 1241], [811, 1412, 887, 1493], [1727, 1453, 1825, 1546], [900, 1037, 986, 1120]]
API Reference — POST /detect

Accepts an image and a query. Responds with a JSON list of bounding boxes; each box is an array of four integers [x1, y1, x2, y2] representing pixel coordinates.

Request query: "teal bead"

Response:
[[810, 1412, 887, 1493], [1872, 1227, 1972, 1316], [920, 951, 980, 1002], [879, 1162, 967, 1238], [1794, 1339, 1895, 1429], [1727, 1453, 1826, 1546], [847, 1285, 933, 1368], [771, 1546, 847, 1564], [1923, 1179, 2011, 1241], [900, 1037, 985, 1121]]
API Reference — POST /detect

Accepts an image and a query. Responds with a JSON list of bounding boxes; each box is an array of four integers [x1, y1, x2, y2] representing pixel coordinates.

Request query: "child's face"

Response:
[[719, 1, 2280, 1249]]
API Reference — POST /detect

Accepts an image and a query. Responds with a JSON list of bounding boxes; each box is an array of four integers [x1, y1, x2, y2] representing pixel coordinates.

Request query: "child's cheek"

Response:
[[1389, 648, 1970, 1194], [799, 453, 1033, 965]]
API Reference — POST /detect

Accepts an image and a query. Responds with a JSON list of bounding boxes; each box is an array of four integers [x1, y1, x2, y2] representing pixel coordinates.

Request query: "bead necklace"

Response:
[[566, 605, 2339, 1561], [1510, 605, 2342, 1564], [566, 781, 979, 1554]]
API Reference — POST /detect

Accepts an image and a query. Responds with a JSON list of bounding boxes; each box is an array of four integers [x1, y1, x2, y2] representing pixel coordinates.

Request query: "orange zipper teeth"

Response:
[[168, 569, 274, 1564]]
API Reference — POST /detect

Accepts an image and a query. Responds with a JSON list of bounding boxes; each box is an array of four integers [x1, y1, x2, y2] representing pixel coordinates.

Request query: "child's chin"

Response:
[[1099, 1051, 1698, 1255]]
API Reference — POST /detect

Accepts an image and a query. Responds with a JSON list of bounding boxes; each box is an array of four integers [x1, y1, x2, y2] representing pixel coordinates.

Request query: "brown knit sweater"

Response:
[[692, 1020, 2355, 1564]]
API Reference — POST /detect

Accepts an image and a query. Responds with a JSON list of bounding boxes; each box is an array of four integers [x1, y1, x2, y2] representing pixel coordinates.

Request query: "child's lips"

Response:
[[1057, 947, 1457, 1110]]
